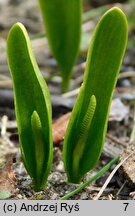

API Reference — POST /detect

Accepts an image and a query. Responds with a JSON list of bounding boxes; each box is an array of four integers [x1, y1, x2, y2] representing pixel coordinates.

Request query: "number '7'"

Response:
[[123, 203, 129, 211]]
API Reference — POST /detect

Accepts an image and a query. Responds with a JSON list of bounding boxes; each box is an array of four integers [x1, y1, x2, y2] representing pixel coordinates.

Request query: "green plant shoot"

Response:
[[38, 0, 82, 92], [6, 22, 53, 192], [63, 7, 128, 183]]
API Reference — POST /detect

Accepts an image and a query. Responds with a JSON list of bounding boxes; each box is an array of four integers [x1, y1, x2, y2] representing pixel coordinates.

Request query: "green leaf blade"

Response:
[[63, 7, 128, 183], [39, 0, 82, 92], [6, 22, 53, 191]]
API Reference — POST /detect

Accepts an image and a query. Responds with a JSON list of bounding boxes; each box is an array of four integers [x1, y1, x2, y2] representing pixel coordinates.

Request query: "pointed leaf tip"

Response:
[[31, 110, 42, 131]]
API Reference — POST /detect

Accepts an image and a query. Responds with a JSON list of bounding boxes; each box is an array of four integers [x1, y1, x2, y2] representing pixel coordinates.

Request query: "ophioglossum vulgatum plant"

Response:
[[39, 0, 82, 92], [63, 7, 128, 183], [7, 23, 53, 192]]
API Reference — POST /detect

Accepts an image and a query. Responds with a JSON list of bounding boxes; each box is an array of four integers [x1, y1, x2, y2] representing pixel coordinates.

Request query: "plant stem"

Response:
[[60, 155, 120, 200]]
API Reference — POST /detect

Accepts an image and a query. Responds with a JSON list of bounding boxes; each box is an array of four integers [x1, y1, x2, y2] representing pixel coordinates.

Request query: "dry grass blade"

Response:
[[93, 150, 135, 200], [118, 71, 135, 79]]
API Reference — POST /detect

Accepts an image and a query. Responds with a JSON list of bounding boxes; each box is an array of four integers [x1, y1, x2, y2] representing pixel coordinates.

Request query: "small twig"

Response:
[[93, 150, 135, 200], [60, 156, 119, 200], [118, 71, 135, 79], [0, 80, 12, 89], [130, 105, 135, 143], [62, 70, 135, 100], [62, 87, 80, 98], [116, 180, 127, 196]]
